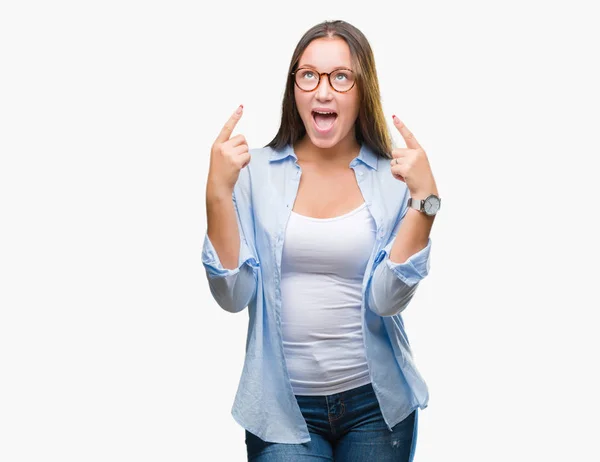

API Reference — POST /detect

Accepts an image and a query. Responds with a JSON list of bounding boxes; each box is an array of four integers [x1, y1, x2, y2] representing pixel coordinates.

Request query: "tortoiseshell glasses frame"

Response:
[[291, 67, 356, 93]]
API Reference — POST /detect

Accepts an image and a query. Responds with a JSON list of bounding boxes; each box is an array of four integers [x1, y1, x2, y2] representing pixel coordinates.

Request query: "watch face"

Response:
[[424, 195, 441, 216]]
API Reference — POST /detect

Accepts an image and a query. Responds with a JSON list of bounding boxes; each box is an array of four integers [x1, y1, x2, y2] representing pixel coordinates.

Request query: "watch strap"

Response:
[[407, 197, 423, 211]]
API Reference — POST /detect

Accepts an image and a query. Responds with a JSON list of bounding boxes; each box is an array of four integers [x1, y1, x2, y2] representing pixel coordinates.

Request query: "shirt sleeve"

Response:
[[367, 200, 432, 317], [201, 167, 260, 313]]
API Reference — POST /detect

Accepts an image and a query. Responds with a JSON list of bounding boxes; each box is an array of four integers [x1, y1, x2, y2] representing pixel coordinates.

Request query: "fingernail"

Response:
[[392, 114, 398, 122], [236, 105, 243, 114]]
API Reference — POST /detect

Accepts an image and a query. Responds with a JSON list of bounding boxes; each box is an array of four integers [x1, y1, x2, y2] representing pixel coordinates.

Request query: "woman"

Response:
[[203, 19, 440, 461]]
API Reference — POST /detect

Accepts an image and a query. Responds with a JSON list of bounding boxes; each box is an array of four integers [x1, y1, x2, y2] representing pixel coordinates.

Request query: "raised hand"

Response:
[[207, 105, 251, 197], [390, 115, 437, 198]]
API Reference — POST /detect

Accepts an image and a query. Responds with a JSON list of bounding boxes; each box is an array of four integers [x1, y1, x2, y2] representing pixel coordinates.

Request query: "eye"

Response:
[[300, 70, 316, 79], [335, 72, 349, 81]]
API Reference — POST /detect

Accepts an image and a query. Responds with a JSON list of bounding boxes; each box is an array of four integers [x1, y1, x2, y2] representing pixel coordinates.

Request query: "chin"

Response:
[[308, 135, 338, 149], [305, 124, 346, 150]]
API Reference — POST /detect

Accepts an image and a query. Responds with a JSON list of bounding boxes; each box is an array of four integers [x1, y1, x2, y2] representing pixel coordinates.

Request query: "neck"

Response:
[[294, 134, 361, 167]]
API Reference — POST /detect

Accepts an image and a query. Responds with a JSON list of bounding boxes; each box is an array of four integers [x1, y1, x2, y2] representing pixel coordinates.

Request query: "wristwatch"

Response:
[[407, 194, 441, 216]]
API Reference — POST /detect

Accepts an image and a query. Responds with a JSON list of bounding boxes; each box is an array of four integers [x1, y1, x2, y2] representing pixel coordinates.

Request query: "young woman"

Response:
[[203, 19, 440, 461]]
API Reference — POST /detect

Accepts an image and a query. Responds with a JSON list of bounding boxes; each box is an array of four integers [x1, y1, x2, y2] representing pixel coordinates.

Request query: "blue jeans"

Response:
[[244, 382, 419, 461]]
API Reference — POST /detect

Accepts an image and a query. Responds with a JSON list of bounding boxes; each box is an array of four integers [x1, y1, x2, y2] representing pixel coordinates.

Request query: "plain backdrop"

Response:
[[1, 1, 599, 461]]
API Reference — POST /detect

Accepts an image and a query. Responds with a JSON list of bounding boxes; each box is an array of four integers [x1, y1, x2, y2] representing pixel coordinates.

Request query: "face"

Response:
[[294, 37, 360, 150]]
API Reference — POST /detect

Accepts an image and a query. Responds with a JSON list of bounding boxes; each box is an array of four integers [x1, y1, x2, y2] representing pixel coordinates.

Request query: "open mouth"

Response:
[[311, 110, 338, 132]]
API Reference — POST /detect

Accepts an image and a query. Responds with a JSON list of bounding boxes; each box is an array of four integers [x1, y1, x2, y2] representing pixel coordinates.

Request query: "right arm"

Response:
[[206, 184, 241, 271], [202, 106, 259, 313]]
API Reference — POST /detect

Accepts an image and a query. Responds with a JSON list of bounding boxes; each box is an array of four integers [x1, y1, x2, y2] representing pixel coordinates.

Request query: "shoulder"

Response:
[[248, 145, 276, 165], [235, 145, 278, 193], [242, 146, 277, 177], [368, 156, 410, 224], [373, 155, 409, 197], [358, 144, 408, 198]]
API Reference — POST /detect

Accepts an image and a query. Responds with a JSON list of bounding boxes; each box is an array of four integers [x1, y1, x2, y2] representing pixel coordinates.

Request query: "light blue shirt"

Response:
[[202, 143, 432, 444]]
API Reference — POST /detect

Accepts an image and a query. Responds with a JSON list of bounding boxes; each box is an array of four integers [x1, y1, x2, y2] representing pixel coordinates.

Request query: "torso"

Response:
[[292, 161, 365, 218]]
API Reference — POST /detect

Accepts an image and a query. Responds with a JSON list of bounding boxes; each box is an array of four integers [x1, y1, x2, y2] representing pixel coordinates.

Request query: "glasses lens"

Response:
[[295, 68, 319, 91], [330, 69, 355, 92]]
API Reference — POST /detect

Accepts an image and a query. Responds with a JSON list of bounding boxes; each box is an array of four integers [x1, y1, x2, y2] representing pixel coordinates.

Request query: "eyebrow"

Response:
[[298, 64, 352, 71]]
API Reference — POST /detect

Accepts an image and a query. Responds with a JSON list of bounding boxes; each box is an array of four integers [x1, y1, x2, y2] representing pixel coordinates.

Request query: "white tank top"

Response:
[[280, 202, 377, 395]]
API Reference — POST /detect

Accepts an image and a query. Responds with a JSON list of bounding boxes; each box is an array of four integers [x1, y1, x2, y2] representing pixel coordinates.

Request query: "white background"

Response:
[[1, 1, 599, 460]]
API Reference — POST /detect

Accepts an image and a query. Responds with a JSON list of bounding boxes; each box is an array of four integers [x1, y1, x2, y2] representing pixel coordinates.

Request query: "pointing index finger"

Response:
[[216, 105, 244, 143], [392, 115, 421, 150]]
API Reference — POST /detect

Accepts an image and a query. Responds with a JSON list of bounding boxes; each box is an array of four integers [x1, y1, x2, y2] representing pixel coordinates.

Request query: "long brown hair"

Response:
[[265, 20, 392, 159]]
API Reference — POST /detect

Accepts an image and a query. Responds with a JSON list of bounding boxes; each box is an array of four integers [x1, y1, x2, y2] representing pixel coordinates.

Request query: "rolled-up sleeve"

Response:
[[202, 167, 260, 313], [367, 236, 432, 317]]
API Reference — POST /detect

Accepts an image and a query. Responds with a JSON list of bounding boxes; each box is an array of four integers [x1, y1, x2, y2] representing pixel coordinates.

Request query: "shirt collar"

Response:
[[355, 143, 378, 170], [269, 143, 379, 170], [268, 144, 297, 163]]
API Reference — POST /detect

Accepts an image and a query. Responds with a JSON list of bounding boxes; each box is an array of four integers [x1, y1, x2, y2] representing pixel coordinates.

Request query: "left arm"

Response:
[[367, 116, 439, 317], [389, 190, 437, 265]]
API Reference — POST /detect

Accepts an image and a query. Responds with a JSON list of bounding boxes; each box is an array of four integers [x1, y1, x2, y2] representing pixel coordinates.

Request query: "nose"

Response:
[[315, 74, 334, 101]]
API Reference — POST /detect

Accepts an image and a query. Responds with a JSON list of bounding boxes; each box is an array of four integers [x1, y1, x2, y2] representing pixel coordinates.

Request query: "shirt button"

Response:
[[358, 171, 363, 176]]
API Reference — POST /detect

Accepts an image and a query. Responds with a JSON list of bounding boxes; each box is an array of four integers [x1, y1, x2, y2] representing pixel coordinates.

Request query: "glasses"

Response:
[[291, 67, 356, 93]]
